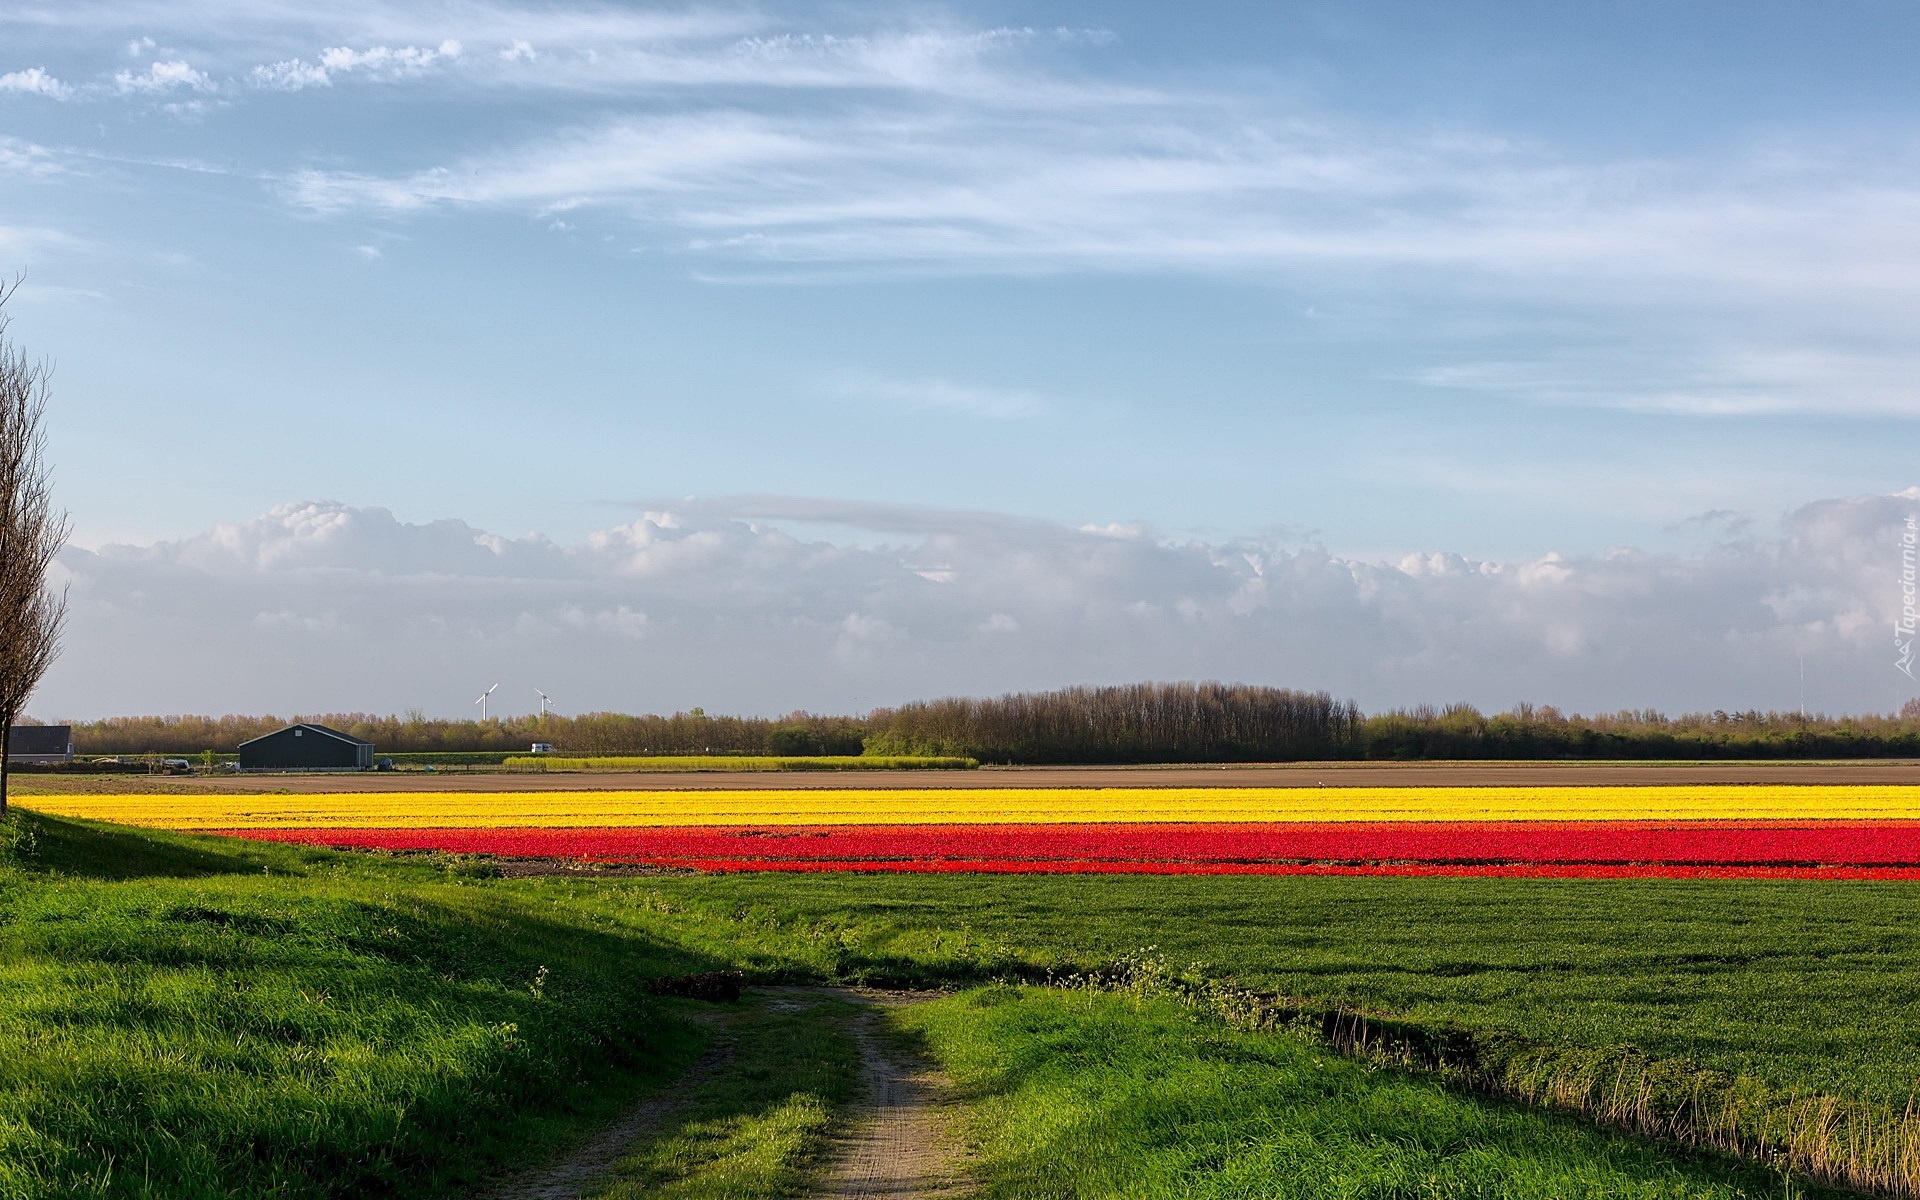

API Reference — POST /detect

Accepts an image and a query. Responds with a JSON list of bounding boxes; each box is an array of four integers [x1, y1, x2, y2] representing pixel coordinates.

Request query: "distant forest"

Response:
[[35, 682, 1920, 762]]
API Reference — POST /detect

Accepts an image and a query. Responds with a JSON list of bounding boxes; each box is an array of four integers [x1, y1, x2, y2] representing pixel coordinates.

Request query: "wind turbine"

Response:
[[535, 688, 554, 716], [474, 683, 499, 721]]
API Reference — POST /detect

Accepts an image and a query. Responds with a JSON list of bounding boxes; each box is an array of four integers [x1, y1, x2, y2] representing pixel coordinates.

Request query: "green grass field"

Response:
[[903, 987, 1836, 1199], [621, 871, 1920, 1105], [0, 807, 1905, 1197], [0, 814, 724, 1198]]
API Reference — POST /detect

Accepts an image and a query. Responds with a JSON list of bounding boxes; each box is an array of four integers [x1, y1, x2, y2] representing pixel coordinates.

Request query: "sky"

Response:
[[3, 0, 1919, 719]]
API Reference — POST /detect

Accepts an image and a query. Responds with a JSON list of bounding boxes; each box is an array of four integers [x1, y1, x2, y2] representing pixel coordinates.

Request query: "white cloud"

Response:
[[321, 39, 461, 74], [247, 18, 1110, 97], [29, 492, 1920, 719], [270, 91, 1920, 332], [283, 112, 832, 213], [114, 59, 213, 94], [0, 67, 68, 98], [1, 0, 754, 71], [11, 4, 1920, 421], [218, 11, 1920, 422], [0, 225, 83, 263], [1411, 346, 1920, 418], [252, 38, 462, 90], [0, 137, 66, 178], [250, 58, 330, 91]]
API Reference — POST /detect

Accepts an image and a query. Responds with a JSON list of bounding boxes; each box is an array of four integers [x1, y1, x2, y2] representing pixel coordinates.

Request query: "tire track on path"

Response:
[[810, 988, 969, 1200], [483, 1037, 732, 1200]]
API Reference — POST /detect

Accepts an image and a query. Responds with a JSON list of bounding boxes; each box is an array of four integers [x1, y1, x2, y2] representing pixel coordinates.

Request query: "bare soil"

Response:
[[16, 760, 1920, 796]]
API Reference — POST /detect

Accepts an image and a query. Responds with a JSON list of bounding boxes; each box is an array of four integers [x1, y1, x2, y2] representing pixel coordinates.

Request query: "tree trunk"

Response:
[[0, 709, 12, 820]]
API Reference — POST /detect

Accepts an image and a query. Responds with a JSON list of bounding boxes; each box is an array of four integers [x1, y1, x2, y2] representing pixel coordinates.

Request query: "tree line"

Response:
[[31, 686, 1920, 762], [1357, 701, 1920, 760], [58, 709, 869, 758], [864, 682, 1360, 763]]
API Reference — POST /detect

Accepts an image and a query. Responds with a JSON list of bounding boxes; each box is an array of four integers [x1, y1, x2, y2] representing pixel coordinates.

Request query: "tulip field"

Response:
[[33, 782, 1920, 877], [15, 779, 1920, 1198]]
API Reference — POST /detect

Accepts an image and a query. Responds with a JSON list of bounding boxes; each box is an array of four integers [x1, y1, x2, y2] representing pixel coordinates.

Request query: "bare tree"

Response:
[[0, 279, 69, 817]]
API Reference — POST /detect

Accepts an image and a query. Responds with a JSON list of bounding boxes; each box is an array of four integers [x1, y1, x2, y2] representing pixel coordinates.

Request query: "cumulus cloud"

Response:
[[113, 59, 214, 94], [249, 58, 329, 91], [0, 67, 68, 98], [31, 492, 1920, 720]]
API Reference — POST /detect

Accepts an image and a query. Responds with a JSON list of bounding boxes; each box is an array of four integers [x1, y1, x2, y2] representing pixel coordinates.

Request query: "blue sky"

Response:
[[3, 2, 1918, 717]]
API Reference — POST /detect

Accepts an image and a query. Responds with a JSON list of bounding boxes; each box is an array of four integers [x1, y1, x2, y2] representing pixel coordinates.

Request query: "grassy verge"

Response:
[[593, 991, 865, 1199], [900, 986, 1840, 1199], [0, 811, 717, 1200]]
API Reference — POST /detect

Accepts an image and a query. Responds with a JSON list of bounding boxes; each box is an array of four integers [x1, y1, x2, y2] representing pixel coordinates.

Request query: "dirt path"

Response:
[[812, 988, 969, 1200], [486, 990, 965, 1200], [484, 1039, 731, 1200]]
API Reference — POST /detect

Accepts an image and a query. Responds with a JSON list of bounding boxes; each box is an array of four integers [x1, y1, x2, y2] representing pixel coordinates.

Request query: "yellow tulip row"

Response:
[[24, 785, 1920, 830], [499, 755, 976, 771]]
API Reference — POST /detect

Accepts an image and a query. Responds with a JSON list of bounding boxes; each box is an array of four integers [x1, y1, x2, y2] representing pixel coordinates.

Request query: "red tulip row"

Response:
[[222, 820, 1920, 876]]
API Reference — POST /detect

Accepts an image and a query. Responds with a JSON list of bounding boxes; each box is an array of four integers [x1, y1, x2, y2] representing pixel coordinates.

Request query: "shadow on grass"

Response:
[[591, 990, 869, 1200], [1, 808, 327, 880], [0, 819, 773, 1200], [1, 806, 351, 881]]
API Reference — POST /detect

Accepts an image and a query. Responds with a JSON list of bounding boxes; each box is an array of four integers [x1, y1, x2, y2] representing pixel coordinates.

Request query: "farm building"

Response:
[[238, 723, 374, 771], [6, 725, 74, 765]]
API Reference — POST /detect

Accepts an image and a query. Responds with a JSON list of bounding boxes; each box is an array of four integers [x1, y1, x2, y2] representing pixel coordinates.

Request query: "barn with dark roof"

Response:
[[6, 725, 73, 764], [238, 723, 374, 771]]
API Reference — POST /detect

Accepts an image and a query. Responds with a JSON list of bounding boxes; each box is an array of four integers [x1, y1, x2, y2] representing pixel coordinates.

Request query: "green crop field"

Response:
[[903, 987, 1825, 1199], [0, 807, 1900, 1198], [625, 870, 1920, 1105]]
